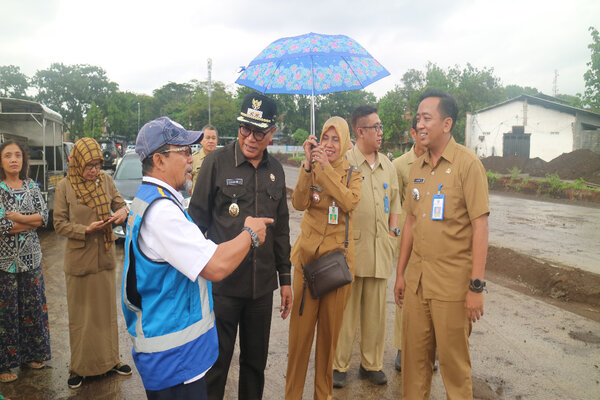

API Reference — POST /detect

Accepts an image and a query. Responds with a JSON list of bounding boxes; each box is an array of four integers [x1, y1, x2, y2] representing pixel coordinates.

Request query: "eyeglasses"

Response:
[[159, 146, 192, 157], [239, 125, 270, 141], [359, 124, 384, 132], [84, 162, 103, 171]]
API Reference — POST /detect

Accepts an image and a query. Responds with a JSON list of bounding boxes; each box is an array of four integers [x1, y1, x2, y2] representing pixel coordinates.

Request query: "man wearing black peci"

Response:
[[189, 92, 292, 400]]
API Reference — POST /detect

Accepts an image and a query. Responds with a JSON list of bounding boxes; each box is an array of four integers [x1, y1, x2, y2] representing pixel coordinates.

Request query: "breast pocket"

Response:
[[220, 186, 248, 217], [440, 186, 465, 220], [261, 185, 284, 219]]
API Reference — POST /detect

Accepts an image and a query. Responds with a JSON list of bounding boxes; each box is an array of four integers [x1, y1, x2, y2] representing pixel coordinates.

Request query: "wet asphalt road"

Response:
[[1, 167, 599, 399]]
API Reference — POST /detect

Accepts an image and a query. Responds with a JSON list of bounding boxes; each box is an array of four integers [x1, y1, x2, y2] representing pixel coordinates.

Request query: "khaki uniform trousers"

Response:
[[394, 305, 402, 350], [285, 268, 351, 400], [402, 283, 473, 400], [333, 276, 387, 372]]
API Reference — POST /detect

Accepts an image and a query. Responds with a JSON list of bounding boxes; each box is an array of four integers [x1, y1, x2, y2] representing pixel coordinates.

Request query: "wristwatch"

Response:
[[469, 278, 486, 293], [242, 226, 260, 248], [390, 227, 401, 236]]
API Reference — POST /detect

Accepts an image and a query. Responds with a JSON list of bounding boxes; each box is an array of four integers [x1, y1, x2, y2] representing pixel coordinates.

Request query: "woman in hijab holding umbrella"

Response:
[[285, 117, 362, 399], [53, 138, 131, 389]]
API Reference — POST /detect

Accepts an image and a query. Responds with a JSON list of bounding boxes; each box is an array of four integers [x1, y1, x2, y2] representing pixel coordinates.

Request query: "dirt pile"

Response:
[[481, 149, 600, 184]]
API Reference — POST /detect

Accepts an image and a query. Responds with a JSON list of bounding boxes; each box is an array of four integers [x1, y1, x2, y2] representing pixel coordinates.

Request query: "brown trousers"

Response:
[[402, 284, 473, 399], [285, 268, 351, 400]]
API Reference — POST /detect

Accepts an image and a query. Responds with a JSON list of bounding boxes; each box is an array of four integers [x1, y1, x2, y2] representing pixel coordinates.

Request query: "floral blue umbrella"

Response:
[[235, 32, 390, 134]]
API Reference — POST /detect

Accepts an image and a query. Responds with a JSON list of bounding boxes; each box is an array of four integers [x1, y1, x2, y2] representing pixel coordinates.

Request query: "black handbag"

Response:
[[299, 168, 354, 315]]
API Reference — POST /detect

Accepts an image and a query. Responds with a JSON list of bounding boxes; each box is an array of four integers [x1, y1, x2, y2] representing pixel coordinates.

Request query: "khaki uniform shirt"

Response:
[[346, 147, 401, 278], [392, 146, 418, 232], [191, 148, 207, 190], [54, 175, 126, 276], [290, 162, 362, 274], [404, 137, 489, 301]]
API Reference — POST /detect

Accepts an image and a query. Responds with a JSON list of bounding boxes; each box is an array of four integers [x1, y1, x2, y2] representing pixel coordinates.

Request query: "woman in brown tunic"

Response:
[[53, 138, 131, 389], [285, 117, 362, 399]]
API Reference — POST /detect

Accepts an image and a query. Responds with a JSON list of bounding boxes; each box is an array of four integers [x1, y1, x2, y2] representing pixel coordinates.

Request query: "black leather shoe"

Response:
[[395, 350, 402, 372], [333, 370, 347, 388], [359, 365, 387, 385]]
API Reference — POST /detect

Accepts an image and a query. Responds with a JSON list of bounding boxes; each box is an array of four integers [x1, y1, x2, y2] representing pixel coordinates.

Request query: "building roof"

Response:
[[475, 94, 600, 119]]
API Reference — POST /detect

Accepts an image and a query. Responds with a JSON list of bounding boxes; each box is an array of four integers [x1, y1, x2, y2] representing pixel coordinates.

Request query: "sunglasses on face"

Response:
[[239, 125, 270, 141]]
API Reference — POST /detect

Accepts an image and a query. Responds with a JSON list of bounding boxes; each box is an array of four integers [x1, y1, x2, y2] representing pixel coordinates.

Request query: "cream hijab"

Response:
[[320, 116, 351, 170]]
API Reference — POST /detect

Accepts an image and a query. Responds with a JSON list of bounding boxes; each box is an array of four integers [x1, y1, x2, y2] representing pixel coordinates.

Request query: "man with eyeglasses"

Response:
[[122, 117, 273, 399], [189, 92, 292, 400], [333, 105, 401, 388]]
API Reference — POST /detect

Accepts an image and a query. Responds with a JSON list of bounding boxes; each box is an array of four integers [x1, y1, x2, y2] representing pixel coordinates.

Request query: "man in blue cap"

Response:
[[189, 93, 292, 400], [122, 116, 273, 399]]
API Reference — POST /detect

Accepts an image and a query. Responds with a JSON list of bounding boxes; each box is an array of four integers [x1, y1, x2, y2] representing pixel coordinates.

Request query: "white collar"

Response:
[[142, 176, 184, 205]]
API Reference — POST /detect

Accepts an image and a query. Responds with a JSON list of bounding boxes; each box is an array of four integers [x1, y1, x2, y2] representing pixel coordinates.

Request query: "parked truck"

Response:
[[0, 98, 66, 215]]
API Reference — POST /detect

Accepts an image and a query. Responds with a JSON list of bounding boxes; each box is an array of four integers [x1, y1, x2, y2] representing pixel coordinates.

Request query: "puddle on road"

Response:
[[568, 330, 600, 344]]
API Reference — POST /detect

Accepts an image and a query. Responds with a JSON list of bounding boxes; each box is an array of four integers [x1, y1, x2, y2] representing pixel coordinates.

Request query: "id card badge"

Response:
[[431, 184, 445, 220], [383, 183, 390, 213], [328, 201, 339, 225]]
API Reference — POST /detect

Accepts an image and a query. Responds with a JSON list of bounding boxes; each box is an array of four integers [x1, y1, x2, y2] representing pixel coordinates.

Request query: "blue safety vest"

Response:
[[121, 182, 218, 391]]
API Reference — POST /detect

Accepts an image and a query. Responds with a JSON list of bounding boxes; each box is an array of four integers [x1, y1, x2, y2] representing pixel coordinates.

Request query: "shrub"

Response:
[[509, 166, 522, 183], [486, 170, 498, 187]]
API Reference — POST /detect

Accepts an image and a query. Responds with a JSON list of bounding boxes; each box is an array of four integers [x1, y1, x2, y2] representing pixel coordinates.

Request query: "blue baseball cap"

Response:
[[135, 117, 203, 161]]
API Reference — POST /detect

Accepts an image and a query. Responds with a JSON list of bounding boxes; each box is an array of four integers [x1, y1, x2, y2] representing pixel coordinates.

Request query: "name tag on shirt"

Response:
[[328, 205, 339, 225], [414, 178, 425, 183], [431, 194, 445, 220], [226, 178, 244, 186]]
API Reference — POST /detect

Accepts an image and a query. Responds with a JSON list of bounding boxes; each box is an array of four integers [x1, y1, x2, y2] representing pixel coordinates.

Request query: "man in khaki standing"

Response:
[[191, 124, 218, 191], [333, 105, 401, 387], [395, 88, 489, 399], [391, 115, 438, 372]]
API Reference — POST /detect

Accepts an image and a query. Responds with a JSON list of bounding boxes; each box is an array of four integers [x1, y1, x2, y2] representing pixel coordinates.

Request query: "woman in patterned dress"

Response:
[[0, 140, 50, 383]]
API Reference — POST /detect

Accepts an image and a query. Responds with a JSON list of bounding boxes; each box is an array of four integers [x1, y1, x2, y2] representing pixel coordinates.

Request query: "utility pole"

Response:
[[207, 58, 212, 125], [553, 70, 559, 97], [137, 102, 140, 132]]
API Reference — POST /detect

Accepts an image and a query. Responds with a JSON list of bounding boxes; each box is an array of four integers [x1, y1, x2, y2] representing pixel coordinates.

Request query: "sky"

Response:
[[1, 0, 599, 100]]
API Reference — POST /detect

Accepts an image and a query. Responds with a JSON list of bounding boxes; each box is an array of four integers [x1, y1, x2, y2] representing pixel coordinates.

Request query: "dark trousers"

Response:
[[206, 292, 274, 400], [146, 376, 207, 400]]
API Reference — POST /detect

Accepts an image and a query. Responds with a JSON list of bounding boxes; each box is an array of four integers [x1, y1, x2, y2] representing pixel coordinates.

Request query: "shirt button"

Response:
[[431, 171, 435, 175], [427, 192, 430, 196], [422, 213, 426, 218]]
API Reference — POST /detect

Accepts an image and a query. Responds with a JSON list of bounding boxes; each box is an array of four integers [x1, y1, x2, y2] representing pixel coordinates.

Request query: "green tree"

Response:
[[103, 92, 139, 141], [378, 86, 410, 150], [83, 101, 104, 138], [555, 94, 583, 108], [292, 128, 309, 145], [503, 84, 539, 99], [316, 90, 377, 134], [152, 81, 194, 118], [32, 63, 118, 137], [582, 26, 600, 111], [0, 65, 30, 98]]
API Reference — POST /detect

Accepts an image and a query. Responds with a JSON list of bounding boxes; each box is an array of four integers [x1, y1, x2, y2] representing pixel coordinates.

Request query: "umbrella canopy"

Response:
[[235, 32, 390, 134]]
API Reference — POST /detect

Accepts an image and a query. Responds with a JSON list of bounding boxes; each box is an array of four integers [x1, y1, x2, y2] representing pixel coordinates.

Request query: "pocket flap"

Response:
[[222, 186, 247, 199]]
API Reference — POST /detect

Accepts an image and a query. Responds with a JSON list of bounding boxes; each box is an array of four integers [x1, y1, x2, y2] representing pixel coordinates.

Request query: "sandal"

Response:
[[27, 361, 45, 369], [0, 371, 17, 383]]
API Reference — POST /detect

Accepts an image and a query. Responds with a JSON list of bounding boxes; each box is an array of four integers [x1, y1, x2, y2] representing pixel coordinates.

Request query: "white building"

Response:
[[465, 94, 600, 161]]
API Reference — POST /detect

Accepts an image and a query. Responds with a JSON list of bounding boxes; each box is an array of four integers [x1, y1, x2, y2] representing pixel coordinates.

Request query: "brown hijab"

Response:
[[68, 138, 112, 249]]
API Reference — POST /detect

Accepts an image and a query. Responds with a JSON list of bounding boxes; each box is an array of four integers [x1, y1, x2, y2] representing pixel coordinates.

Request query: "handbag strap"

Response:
[[344, 166, 353, 249]]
